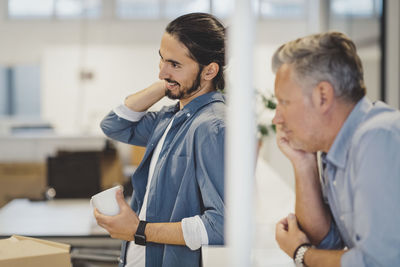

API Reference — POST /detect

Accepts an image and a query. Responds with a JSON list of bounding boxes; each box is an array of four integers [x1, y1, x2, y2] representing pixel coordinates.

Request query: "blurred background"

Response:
[[0, 0, 398, 266]]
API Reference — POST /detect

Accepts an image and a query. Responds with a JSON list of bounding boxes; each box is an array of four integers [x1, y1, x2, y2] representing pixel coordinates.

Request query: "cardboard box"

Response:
[[0, 235, 71, 267], [0, 163, 46, 208]]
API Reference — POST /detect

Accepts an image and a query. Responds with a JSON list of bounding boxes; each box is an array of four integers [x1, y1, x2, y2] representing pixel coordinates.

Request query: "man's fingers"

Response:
[[94, 207, 103, 219], [115, 187, 128, 211], [94, 208, 111, 225], [277, 217, 289, 231], [287, 213, 299, 231]]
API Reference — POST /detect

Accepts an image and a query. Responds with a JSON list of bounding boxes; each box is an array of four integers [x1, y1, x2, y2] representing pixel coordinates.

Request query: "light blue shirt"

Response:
[[100, 91, 225, 267], [318, 97, 400, 266]]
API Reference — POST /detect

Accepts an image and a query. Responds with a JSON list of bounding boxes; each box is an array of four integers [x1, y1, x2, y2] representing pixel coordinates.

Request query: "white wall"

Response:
[[41, 44, 168, 135], [0, 3, 384, 180]]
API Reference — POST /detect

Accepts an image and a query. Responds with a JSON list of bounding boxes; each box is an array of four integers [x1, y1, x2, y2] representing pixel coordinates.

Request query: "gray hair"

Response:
[[272, 31, 366, 103]]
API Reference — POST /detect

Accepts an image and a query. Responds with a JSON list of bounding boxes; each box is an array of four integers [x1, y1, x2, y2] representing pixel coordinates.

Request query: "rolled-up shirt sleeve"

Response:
[[317, 219, 344, 250], [113, 104, 146, 122], [181, 215, 209, 250]]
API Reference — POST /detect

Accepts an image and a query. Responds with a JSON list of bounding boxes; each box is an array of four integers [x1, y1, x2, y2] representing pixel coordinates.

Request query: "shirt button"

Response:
[[340, 215, 344, 221], [333, 181, 337, 186], [186, 113, 190, 117]]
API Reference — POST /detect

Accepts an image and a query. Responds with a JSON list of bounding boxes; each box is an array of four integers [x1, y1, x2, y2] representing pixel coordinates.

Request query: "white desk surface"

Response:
[[0, 198, 107, 236]]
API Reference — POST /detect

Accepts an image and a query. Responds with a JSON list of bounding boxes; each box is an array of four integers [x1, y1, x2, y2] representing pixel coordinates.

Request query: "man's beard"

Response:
[[165, 67, 203, 100]]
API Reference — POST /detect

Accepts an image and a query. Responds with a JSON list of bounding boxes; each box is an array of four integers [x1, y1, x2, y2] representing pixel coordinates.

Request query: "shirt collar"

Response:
[[164, 102, 180, 114], [325, 96, 372, 169], [180, 91, 225, 115], [163, 91, 225, 116]]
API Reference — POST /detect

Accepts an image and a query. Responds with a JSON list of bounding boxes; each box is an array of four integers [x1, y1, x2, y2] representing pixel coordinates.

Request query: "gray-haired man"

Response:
[[272, 32, 400, 266]]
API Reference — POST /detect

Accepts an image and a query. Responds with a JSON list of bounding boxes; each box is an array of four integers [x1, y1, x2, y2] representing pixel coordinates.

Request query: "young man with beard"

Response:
[[95, 13, 225, 267], [272, 32, 400, 266]]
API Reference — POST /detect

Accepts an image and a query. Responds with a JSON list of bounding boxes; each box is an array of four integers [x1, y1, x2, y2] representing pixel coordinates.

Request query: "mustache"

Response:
[[165, 79, 180, 86], [276, 124, 289, 133]]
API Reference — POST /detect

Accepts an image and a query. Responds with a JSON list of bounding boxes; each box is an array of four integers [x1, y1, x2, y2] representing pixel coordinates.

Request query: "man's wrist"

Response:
[[134, 220, 148, 246], [292, 155, 318, 174]]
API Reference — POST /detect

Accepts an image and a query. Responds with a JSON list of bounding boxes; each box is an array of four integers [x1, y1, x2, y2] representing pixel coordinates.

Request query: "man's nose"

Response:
[[158, 62, 170, 80], [272, 108, 283, 125]]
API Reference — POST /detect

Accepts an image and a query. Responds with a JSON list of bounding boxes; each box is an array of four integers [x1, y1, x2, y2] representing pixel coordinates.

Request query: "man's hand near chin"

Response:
[[275, 125, 317, 171]]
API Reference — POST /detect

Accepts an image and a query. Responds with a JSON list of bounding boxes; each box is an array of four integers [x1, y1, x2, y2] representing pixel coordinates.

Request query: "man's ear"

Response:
[[312, 81, 335, 113], [202, 62, 219, 81]]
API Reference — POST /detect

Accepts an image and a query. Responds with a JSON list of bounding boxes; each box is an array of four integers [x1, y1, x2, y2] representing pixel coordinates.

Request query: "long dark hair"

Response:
[[166, 12, 226, 91]]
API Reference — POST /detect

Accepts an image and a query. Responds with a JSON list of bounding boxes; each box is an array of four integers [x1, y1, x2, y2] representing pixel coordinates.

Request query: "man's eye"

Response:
[[278, 100, 288, 106], [171, 62, 179, 68]]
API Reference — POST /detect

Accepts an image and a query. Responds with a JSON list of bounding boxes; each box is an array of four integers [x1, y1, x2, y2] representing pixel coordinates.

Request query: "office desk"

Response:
[[0, 198, 115, 236], [0, 198, 122, 265]]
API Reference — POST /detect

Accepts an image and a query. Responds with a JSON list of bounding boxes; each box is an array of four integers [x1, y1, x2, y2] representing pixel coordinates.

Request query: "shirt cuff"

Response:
[[113, 104, 146, 122], [181, 215, 209, 251]]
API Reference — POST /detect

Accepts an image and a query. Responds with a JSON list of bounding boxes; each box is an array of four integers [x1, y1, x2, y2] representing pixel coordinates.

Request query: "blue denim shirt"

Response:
[[318, 97, 400, 266], [100, 91, 225, 267]]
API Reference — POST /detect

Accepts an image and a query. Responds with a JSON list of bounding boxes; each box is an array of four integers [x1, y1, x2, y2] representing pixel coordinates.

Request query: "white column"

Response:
[[226, 0, 255, 266], [307, 0, 330, 34], [385, 0, 400, 109]]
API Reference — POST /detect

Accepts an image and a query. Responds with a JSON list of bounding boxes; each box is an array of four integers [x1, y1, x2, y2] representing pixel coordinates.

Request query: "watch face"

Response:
[[134, 234, 146, 246]]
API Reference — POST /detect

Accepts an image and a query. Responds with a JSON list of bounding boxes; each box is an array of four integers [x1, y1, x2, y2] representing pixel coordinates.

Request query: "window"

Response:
[[8, 0, 54, 18], [8, 0, 101, 19], [259, 0, 306, 18], [116, 0, 160, 19], [163, 0, 210, 19], [331, 0, 382, 17], [211, 0, 234, 18], [116, 0, 210, 19], [0, 67, 7, 116], [55, 0, 101, 18], [115, 0, 305, 19], [0, 65, 41, 117], [8, 0, 383, 20]]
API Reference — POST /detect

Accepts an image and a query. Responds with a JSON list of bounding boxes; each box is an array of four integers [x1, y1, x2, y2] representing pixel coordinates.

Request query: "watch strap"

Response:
[[134, 220, 148, 246]]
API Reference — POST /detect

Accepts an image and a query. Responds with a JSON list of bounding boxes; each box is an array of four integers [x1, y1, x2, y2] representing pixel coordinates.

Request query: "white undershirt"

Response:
[[113, 105, 208, 267]]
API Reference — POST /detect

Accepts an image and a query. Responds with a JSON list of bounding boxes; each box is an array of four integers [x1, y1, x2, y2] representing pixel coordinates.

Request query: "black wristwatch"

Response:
[[134, 220, 148, 246]]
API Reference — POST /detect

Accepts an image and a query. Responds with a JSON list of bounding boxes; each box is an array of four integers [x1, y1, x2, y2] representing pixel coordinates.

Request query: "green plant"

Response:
[[257, 93, 276, 138]]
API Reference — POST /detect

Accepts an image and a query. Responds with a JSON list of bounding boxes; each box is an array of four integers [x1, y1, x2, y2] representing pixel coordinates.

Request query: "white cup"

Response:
[[90, 185, 122, 216]]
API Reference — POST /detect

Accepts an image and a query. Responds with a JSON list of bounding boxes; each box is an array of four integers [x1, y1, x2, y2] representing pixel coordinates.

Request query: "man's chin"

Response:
[[165, 89, 182, 100]]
